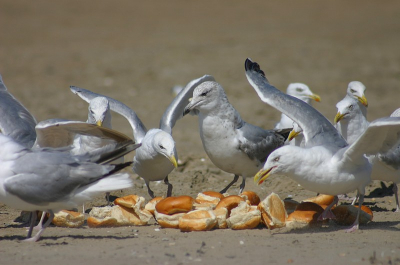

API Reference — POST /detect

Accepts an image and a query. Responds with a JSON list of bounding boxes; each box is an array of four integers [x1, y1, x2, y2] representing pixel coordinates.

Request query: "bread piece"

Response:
[[332, 205, 373, 226], [179, 210, 217, 231], [258, 192, 287, 229], [227, 202, 261, 230], [215, 195, 245, 216], [155, 196, 194, 215], [52, 210, 85, 228]]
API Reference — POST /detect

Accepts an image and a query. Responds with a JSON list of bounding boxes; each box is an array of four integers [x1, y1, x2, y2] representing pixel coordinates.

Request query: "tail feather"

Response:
[[73, 173, 133, 203]]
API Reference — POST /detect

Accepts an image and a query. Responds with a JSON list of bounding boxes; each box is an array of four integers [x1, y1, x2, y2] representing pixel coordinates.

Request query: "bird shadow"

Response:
[[366, 181, 395, 198], [0, 233, 138, 243], [272, 220, 400, 235]]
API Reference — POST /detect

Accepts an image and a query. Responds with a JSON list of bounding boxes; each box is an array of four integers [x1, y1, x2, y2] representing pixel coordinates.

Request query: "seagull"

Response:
[[275, 83, 320, 129], [334, 96, 369, 145], [71, 97, 118, 156], [246, 58, 400, 231], [275, 83, 320, 146], [335, 81, 368, 134], [70, 75, 214, 198], [0, 74, 37, 148], [334, 97, 400, 212], [0, 134, 140, 241], [182, 79, 290, 194], [0, 74, 127, 154]]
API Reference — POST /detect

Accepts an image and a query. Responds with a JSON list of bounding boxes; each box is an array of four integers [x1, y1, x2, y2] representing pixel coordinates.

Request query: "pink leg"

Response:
[[24, 211, 54, 242], [33, 211, 46, 231], [393, 183, 400, 212], [318, 196, 338, 221], [26, 211, 37, 238], [345, 193, 364, 233]]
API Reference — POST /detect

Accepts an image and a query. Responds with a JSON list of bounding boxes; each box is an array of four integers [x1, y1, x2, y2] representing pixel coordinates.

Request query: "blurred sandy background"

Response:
[[1, 1, 400, 264]]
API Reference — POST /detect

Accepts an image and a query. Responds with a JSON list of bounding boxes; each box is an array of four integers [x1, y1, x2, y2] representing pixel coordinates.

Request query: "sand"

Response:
[[1, 1, 400, 264]]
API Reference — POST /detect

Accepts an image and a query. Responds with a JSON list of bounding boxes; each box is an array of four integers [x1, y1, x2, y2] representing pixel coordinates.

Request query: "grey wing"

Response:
[[244, 58, 347, 149], [379, 145, 400, 170], [159, 75, 215, 134], [4, 172, 77, 205], [35, 119, 133, 148], [4, 150, 118, 205], [0, 76, 37, 148], [238, 122, 286, 164], [343, 117, 400, 165], [70, 86, 147, 142]]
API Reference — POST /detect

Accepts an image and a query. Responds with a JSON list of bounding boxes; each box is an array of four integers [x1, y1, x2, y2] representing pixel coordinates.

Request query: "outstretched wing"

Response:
[[244, 58, 347, 149], [159, 75, 215, 135], [0, 74, 37, 148], [70, 86, 147, 143], [35, 119, 133, 148], [343, 117, 400, 164]]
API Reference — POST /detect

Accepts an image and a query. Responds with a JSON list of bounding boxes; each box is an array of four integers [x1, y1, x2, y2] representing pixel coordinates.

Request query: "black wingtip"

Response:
[[245, 58, 265, 78]]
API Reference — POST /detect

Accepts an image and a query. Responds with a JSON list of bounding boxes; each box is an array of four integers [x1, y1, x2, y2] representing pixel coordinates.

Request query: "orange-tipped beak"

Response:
[[254, 166, 275, 185]]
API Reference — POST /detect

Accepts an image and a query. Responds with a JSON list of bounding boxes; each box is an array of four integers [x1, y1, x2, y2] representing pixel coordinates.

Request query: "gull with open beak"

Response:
[[70, 75, 213, 198], [246, 58, 400, 232]]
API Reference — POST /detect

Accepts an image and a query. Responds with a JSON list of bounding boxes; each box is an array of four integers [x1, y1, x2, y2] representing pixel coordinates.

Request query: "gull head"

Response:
[[286, 83, 320, 104], [152, 130, 178, 168], [183, 81, 226, 115], [334, 97, 360, 124], [254, 147, 295, 185], [88, 97, 111, 127], [347, 81, 368, 107]]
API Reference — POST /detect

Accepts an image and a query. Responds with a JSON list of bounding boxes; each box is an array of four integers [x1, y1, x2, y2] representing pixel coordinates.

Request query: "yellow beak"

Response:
[[96, 120, 103, 127], [357, 95, 368, 107], [334, 112, 346, 124], [169, 155, 178, 168], [288, 129, 301, 141], [309, 93, 321, 102], [254, 167, 273, 185]]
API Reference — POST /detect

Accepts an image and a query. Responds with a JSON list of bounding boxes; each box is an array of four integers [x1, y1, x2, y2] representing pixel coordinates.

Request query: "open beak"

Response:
[[288, 129, 301, 141], [254, 167, 274, 185], [169, 155, 178, 168], [308, 93, 321, 102], [96, 120, 103, 127], [334, 112, 346, 124], [357, 95, 368, 107]]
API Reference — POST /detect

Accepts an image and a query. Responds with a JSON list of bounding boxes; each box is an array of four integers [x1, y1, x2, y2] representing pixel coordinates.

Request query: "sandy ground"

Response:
[[1, 0, 400, 264]]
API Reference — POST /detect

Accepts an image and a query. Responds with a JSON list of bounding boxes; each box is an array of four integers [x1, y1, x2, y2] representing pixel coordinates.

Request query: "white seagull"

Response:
[[276, 83, 321, 146], [183, 79, 289, 194], [0, 134, 140, 241], [70, 75, 214, 198], [246, 58, 400, 231], [334, 97, 400, 212]]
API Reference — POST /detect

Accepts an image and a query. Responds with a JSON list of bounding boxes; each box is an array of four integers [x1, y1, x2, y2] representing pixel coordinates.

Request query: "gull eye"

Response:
[[296, 88, 303, 92], [273, 156, 280, 162], [200, 90, 209, 97], [159, 145, 165, 150], [350, 89, 356, 94], [348, 105, 353, 110]]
